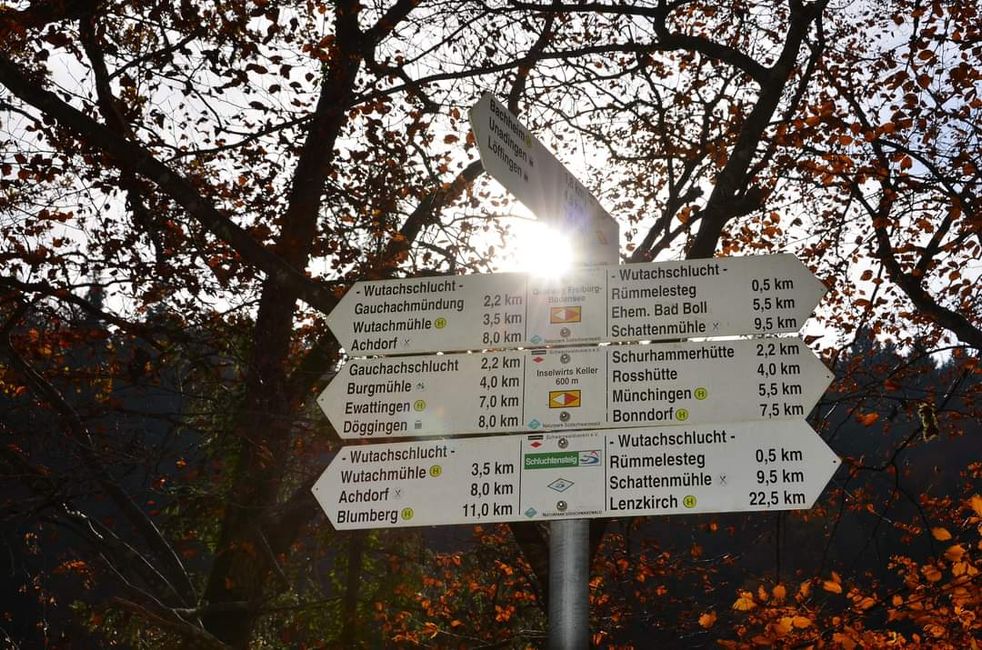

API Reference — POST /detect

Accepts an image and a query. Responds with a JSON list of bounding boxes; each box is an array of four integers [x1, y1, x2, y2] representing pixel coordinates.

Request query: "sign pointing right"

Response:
[[319, 336, 833, 439], [325, 254, 827, 356], [312, 420, 840, 530], [469, 93, 619, 264]]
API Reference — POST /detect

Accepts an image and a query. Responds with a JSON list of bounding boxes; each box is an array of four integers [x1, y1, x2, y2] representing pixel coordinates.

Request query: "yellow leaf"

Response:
[[931, 527, 952, 541], [773, 584, 787, 601], [945, 544, 966, 562], [698, 611, 717, 628], [792, 616, 813, 628], [732, 592, 756, 611], [823, 580, 843, 594]]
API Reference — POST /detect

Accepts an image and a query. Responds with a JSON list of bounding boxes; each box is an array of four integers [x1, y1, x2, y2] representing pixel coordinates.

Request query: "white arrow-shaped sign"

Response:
[[319, 336, 832, 439], [325, 254, 826, 356], [469, 93, 620, 265], [312, 420, 840, 530]]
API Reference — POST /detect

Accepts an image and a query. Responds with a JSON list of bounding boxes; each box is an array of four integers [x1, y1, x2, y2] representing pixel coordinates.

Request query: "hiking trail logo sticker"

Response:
[[550, 306, 582, 324], [549, 390, 581, 408]]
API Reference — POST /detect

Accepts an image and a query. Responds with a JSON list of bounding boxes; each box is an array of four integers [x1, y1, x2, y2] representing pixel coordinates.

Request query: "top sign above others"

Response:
[[469, 93, 619, 265], [325, 254, 826, 356]]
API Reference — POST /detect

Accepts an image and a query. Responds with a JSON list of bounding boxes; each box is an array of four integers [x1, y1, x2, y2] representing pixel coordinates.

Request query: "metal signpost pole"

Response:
[[549, 518, 590, 649], [549, 226, 618, 650]]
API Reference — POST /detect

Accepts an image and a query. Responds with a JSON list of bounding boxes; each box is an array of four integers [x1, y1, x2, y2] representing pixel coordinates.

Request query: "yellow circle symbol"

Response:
[[429, 465, 442, 477], [683, 495, 697, 508], [694, 387, 708, 400], [414, 400, 426, 412], [400, 507, 414, 521], [676, 408, 689, 422], [434, 317, 447, 329]]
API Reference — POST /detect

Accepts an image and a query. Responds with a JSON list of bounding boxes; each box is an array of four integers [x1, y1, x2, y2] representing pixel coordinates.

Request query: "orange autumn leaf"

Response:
[[757, 584, 769, 602], [944, 544, 966, 562], [833, 632, 859, 650], [922, 564, 943, 582], [855, 412, 880, 426], [698, 611, 717, 628], [823, 580, 843, 594], [792, 616, 813, 629], [798, 580, 812, 598], [732, 591, 756, 611], [421, 622, 439, 639], [774, 617, 793, 636], [772, 584, 787, 601], [969, 494, 982, 518], [855, 596, 877, 610], [931, 527, 952, 541]]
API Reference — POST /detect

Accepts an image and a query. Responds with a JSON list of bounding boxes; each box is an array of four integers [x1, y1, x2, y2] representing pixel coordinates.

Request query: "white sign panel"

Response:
[[319, 337, 832, 439], [312, 420, 840, 529], [325, 254, 826, 356], [469, 93, 619, 264]]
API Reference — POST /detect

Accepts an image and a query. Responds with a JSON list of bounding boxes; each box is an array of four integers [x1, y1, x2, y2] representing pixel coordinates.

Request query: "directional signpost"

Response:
[[325, 253, 826, 355], [469, 93, 619, 265], [312, 94, 840, 650], [319, 336, 833, 438], [312, 420, 840, 530]]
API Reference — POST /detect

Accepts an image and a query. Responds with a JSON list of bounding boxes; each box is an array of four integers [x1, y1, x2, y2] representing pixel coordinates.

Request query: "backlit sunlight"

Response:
[[509, 221, 575, 278]]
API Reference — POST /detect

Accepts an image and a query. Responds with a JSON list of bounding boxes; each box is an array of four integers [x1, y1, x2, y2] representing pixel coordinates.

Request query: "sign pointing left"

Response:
[[318, 336, 832, 439], [312, 420, 840, 530], [325, 254, 826, 356]]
